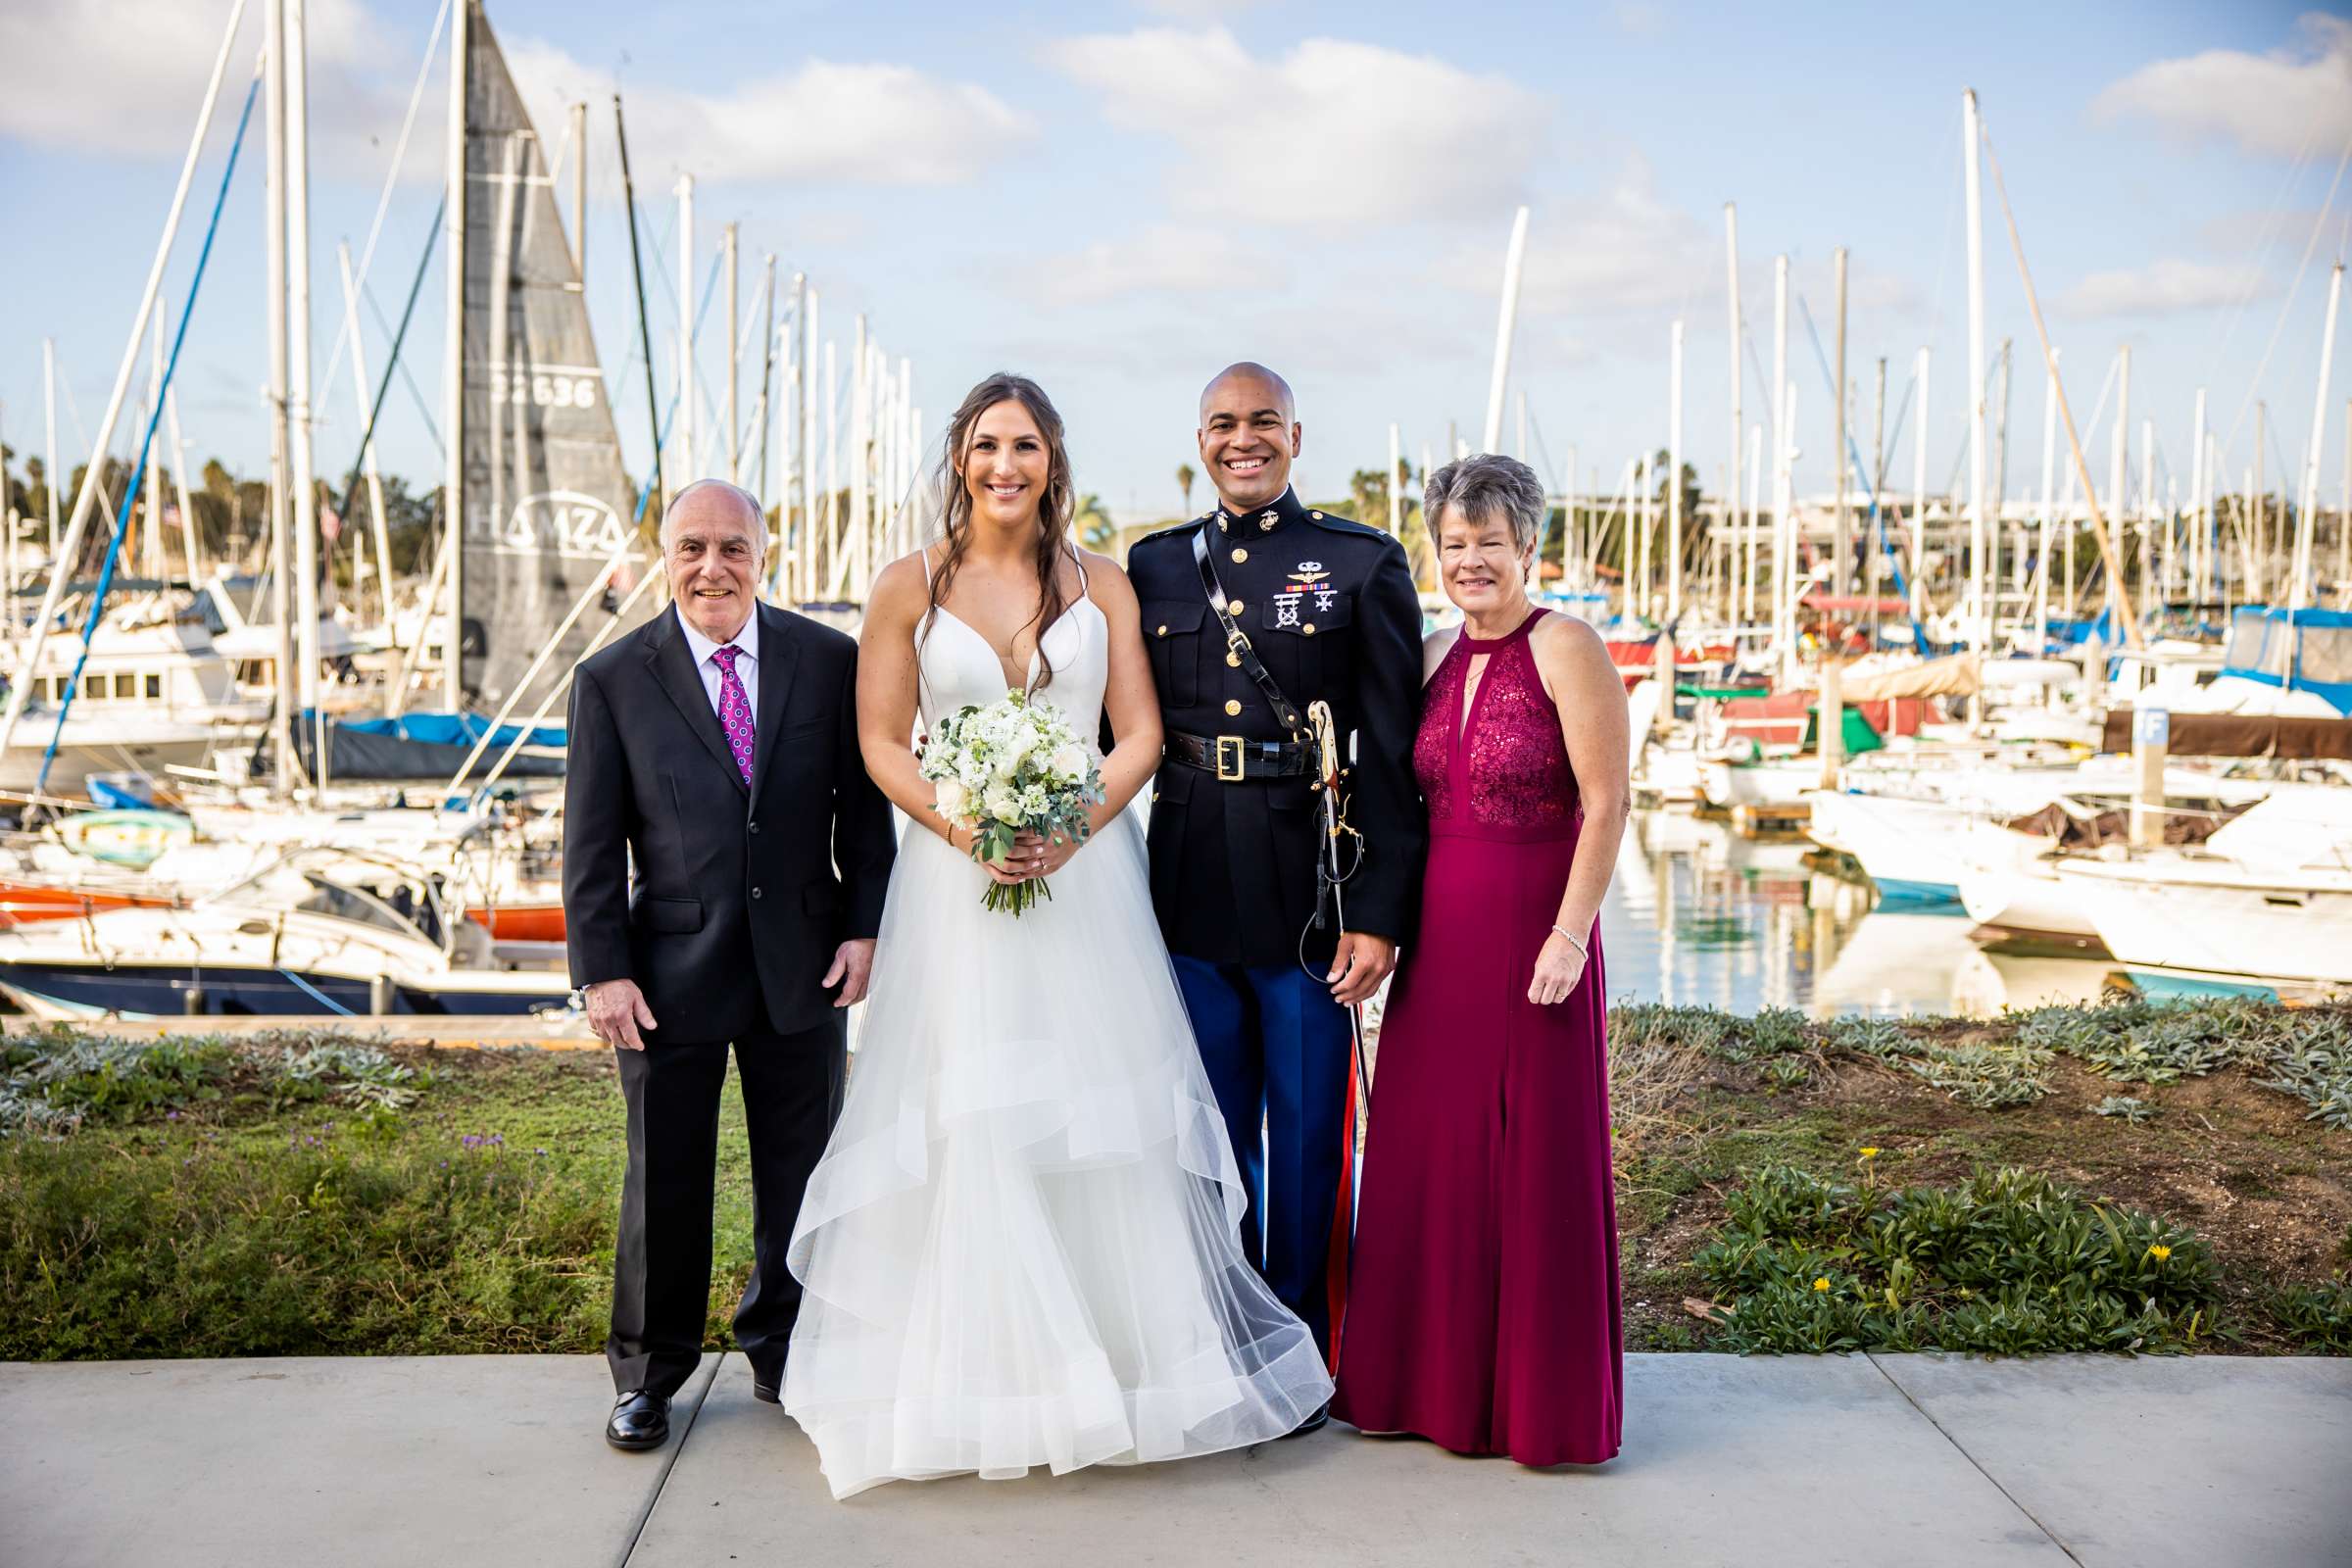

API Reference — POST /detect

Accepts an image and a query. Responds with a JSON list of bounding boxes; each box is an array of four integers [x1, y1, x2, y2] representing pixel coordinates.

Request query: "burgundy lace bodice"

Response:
[[1414, 610, 1577, 839]]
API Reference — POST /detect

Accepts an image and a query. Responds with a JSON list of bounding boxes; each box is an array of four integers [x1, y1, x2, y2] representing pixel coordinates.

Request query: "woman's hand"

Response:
[[946, 821, 1027, 885], [1012, 827, 1084, 879], [1528, 928, 1589, 1006]]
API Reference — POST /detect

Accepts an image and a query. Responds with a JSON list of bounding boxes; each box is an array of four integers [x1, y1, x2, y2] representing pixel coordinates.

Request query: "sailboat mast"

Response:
[[42, 339, 60, 555], [568, 101, 587, 282], [441, 0, 468, 711], [2290, 263, 2343, 611], [676, 174, 695, 483], [268, 0, 299, 786], [338, 241, 394, 632], [2189, 387, 2207, 603], [1833, 246, 1848, 599], [1667, 318, 1684, 623], [1482, 206, 1529, 455], [1963, 88, 1988, 662], [1912, 348, 1930, 629], [2036, 353, 2058, 648], [1724, 203, 1741, 626], [288, 0, 323, 741], [724, 220, 739, 485]]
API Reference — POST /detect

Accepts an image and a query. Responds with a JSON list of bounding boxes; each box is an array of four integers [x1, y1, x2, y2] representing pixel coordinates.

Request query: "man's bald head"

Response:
[[1199, 362, 1296, 425], [1197, 362, 1301, 512], [660, 477, 765, 550]]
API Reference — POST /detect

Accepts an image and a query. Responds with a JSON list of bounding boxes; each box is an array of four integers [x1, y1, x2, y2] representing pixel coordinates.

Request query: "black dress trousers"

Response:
[[606, 1013, 848, 1397]]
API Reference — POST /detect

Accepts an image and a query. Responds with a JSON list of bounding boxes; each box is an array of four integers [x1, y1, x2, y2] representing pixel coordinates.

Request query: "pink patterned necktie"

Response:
[[709, 644, 755, 786]]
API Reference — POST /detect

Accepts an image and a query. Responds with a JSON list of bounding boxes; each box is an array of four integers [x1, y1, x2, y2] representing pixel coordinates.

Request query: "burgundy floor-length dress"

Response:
[[1332, 608, 1623, 1466]]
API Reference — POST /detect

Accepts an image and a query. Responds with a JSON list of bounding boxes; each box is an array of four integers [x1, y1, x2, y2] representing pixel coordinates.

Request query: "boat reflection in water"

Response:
[[1603, 808, 2116, 1017]]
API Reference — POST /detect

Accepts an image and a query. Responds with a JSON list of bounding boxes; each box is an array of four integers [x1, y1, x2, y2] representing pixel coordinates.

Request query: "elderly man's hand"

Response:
[[585, 978, 658, 1051], [824, 939, 877, 1007]]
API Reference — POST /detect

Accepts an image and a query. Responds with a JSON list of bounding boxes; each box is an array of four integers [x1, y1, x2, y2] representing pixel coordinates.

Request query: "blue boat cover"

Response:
[[320, 710, 567, 750], [2215, 607, 2352, 715]]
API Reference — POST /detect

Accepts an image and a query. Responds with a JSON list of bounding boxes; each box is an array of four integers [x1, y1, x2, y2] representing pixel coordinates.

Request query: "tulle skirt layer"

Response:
[[784, 811, 1333, 1499]]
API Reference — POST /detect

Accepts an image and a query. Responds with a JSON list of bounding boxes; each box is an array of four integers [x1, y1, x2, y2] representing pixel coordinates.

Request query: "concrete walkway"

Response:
[[4, 1353, 2345, 1568]]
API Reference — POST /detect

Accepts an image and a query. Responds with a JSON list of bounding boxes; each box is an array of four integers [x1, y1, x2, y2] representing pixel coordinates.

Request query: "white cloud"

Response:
[[0, 0, 414, 174], [503, 42, 1034, 187], [2059, 258, 2275, 318], [1044, 26, 1547, 230], [0, 0, 1035, 191], [1021, 223, 1284, 304], [2092, 13, 2352, 159], [1437, 156, 1712, 316]]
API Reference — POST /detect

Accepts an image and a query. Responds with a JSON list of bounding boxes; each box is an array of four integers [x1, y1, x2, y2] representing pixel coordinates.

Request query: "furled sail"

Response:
[[458, 3, 648, 706]]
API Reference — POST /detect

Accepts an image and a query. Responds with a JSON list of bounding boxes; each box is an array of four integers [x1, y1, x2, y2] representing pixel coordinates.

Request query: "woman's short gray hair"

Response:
[[1423, 453, 1546, 554]]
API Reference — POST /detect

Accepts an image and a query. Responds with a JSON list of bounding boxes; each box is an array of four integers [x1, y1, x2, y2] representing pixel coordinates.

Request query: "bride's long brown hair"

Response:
[[926, 373, 1077, 692]]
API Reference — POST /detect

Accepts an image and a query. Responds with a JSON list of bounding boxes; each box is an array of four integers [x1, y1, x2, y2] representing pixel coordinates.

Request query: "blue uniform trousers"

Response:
[[1171, 956, 1353, 1362]]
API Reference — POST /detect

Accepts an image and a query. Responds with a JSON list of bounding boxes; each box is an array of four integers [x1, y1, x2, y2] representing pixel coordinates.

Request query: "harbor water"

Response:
[[1602, 808, 2115, 1018]]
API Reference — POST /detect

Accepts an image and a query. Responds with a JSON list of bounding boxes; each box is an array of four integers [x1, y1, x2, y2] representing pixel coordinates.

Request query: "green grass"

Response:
[[7, 998, 2349, 1362], [0, 1032, 763, 1361]]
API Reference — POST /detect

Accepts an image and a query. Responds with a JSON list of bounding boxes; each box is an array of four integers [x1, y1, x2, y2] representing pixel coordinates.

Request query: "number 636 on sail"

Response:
[[486, 368, 600, 409]]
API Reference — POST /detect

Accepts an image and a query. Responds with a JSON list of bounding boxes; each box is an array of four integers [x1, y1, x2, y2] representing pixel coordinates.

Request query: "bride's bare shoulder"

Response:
[[863, 552, 932, 626]]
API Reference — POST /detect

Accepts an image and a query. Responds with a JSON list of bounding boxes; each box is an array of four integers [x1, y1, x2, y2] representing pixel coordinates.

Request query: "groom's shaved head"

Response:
[[1199, 362, 1295, 424]]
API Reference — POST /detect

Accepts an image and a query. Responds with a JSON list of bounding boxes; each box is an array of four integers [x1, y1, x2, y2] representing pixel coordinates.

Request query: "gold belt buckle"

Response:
[[1215, 735, 1246, 782]]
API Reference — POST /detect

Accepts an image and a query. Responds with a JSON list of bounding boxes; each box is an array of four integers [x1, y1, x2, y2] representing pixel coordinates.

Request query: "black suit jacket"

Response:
[[563, 601, 896, 1042]]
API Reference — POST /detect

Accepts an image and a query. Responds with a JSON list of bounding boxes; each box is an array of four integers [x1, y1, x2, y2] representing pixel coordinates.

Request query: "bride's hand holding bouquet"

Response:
[[919, 689, 1105, 915]]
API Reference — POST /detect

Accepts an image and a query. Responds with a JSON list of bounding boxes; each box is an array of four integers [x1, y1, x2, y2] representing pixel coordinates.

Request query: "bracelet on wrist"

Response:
[[1550, 923, 1589, 956]]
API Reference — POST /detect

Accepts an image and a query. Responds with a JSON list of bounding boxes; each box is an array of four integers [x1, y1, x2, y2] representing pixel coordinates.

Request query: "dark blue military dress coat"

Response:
[[1126, 485, 1426, 968]]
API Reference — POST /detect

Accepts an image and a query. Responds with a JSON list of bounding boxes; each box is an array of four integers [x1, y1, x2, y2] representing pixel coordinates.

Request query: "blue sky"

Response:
[[2, 0, 2348, 530]]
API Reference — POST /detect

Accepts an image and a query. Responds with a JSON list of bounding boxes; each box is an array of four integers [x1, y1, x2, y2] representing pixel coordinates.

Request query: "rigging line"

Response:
[[2214, 132, 2352, 466], [360, 276, 445, 459], [318, 0, 452, 399], [39, 67, 261, 793], [2199, 122, 2321, 381], [334, 192, 444, 533]]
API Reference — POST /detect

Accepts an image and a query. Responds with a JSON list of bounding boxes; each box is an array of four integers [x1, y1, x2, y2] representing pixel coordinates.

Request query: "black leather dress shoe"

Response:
[[751, 1379, 780, 1404], [1280, 1402, 1330, 1439], [606, 1390, 671, 1451]]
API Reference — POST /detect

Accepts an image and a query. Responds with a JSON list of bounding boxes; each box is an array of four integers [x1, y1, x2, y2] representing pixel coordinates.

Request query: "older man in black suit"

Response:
[[564, 478, 895, 1451]]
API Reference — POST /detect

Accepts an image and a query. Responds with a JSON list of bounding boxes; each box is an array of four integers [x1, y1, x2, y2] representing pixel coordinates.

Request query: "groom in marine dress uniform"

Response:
[[1127, 363, 1425, 1427]]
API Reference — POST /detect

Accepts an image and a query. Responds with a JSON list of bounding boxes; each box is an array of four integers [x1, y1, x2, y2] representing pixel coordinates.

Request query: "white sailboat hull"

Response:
[[2053, 859, 2352, 984]]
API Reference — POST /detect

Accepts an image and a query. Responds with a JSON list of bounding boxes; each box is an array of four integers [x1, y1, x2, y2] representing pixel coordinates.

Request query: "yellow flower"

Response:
[[1812, 1277, 1831, 1292], [2148, 1245, 2173, 1262], [1859, 1147, 1881, 1159]]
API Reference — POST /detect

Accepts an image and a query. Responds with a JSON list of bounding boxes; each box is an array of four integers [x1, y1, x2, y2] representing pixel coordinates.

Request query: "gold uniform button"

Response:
[[1224, 700, 1243, 717], [1231, 548, 1249, 564], [1150, 790, 1159, 803], [1310, 510, 1324, 519], [1226, 600, 1245, 615], [1302, 623, 1317, 636], [1226, 652, 1242, 666], [1155, 624, 1168, 637]]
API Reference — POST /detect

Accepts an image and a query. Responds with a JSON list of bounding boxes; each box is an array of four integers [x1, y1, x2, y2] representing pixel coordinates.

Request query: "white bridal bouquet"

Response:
[[919, 689, 1105, 915]]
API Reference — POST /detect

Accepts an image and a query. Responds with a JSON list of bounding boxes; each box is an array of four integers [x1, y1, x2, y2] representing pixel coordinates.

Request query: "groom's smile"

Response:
[[1199, 362, 1300, 514]]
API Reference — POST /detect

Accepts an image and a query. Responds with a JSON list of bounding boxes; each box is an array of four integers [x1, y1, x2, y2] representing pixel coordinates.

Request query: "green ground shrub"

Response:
[[1693, 1164, 2219, 1356]]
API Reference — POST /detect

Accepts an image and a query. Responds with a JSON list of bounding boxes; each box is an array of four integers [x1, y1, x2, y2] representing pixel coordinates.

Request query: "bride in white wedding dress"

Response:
[[783, 374, 1332, 1499]]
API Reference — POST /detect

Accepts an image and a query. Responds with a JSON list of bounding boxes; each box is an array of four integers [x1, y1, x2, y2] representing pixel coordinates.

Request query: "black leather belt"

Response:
[[1166, 729, 1311, 782]]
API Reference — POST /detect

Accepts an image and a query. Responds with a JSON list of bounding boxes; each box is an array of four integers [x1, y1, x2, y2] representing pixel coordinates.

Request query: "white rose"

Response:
[[1048, 744, 1088, 782], [983, 785, 1021, 822], [934, 777, 970, 820]]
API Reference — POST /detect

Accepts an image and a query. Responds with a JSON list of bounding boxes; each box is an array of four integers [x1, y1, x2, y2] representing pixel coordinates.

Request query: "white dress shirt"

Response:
[[675, 603, 760, 718]]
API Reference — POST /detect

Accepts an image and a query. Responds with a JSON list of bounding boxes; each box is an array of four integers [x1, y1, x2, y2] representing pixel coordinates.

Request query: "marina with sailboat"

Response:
[[0, 3, 2346, 1024]]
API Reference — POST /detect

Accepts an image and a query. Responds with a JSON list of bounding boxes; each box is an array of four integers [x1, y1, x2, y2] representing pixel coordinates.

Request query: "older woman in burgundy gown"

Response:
[[1332, 454, 1631, 1466]]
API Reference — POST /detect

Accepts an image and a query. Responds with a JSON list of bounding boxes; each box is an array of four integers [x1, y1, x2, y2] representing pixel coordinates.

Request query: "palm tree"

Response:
[[1176, 463, 1197, 516]]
